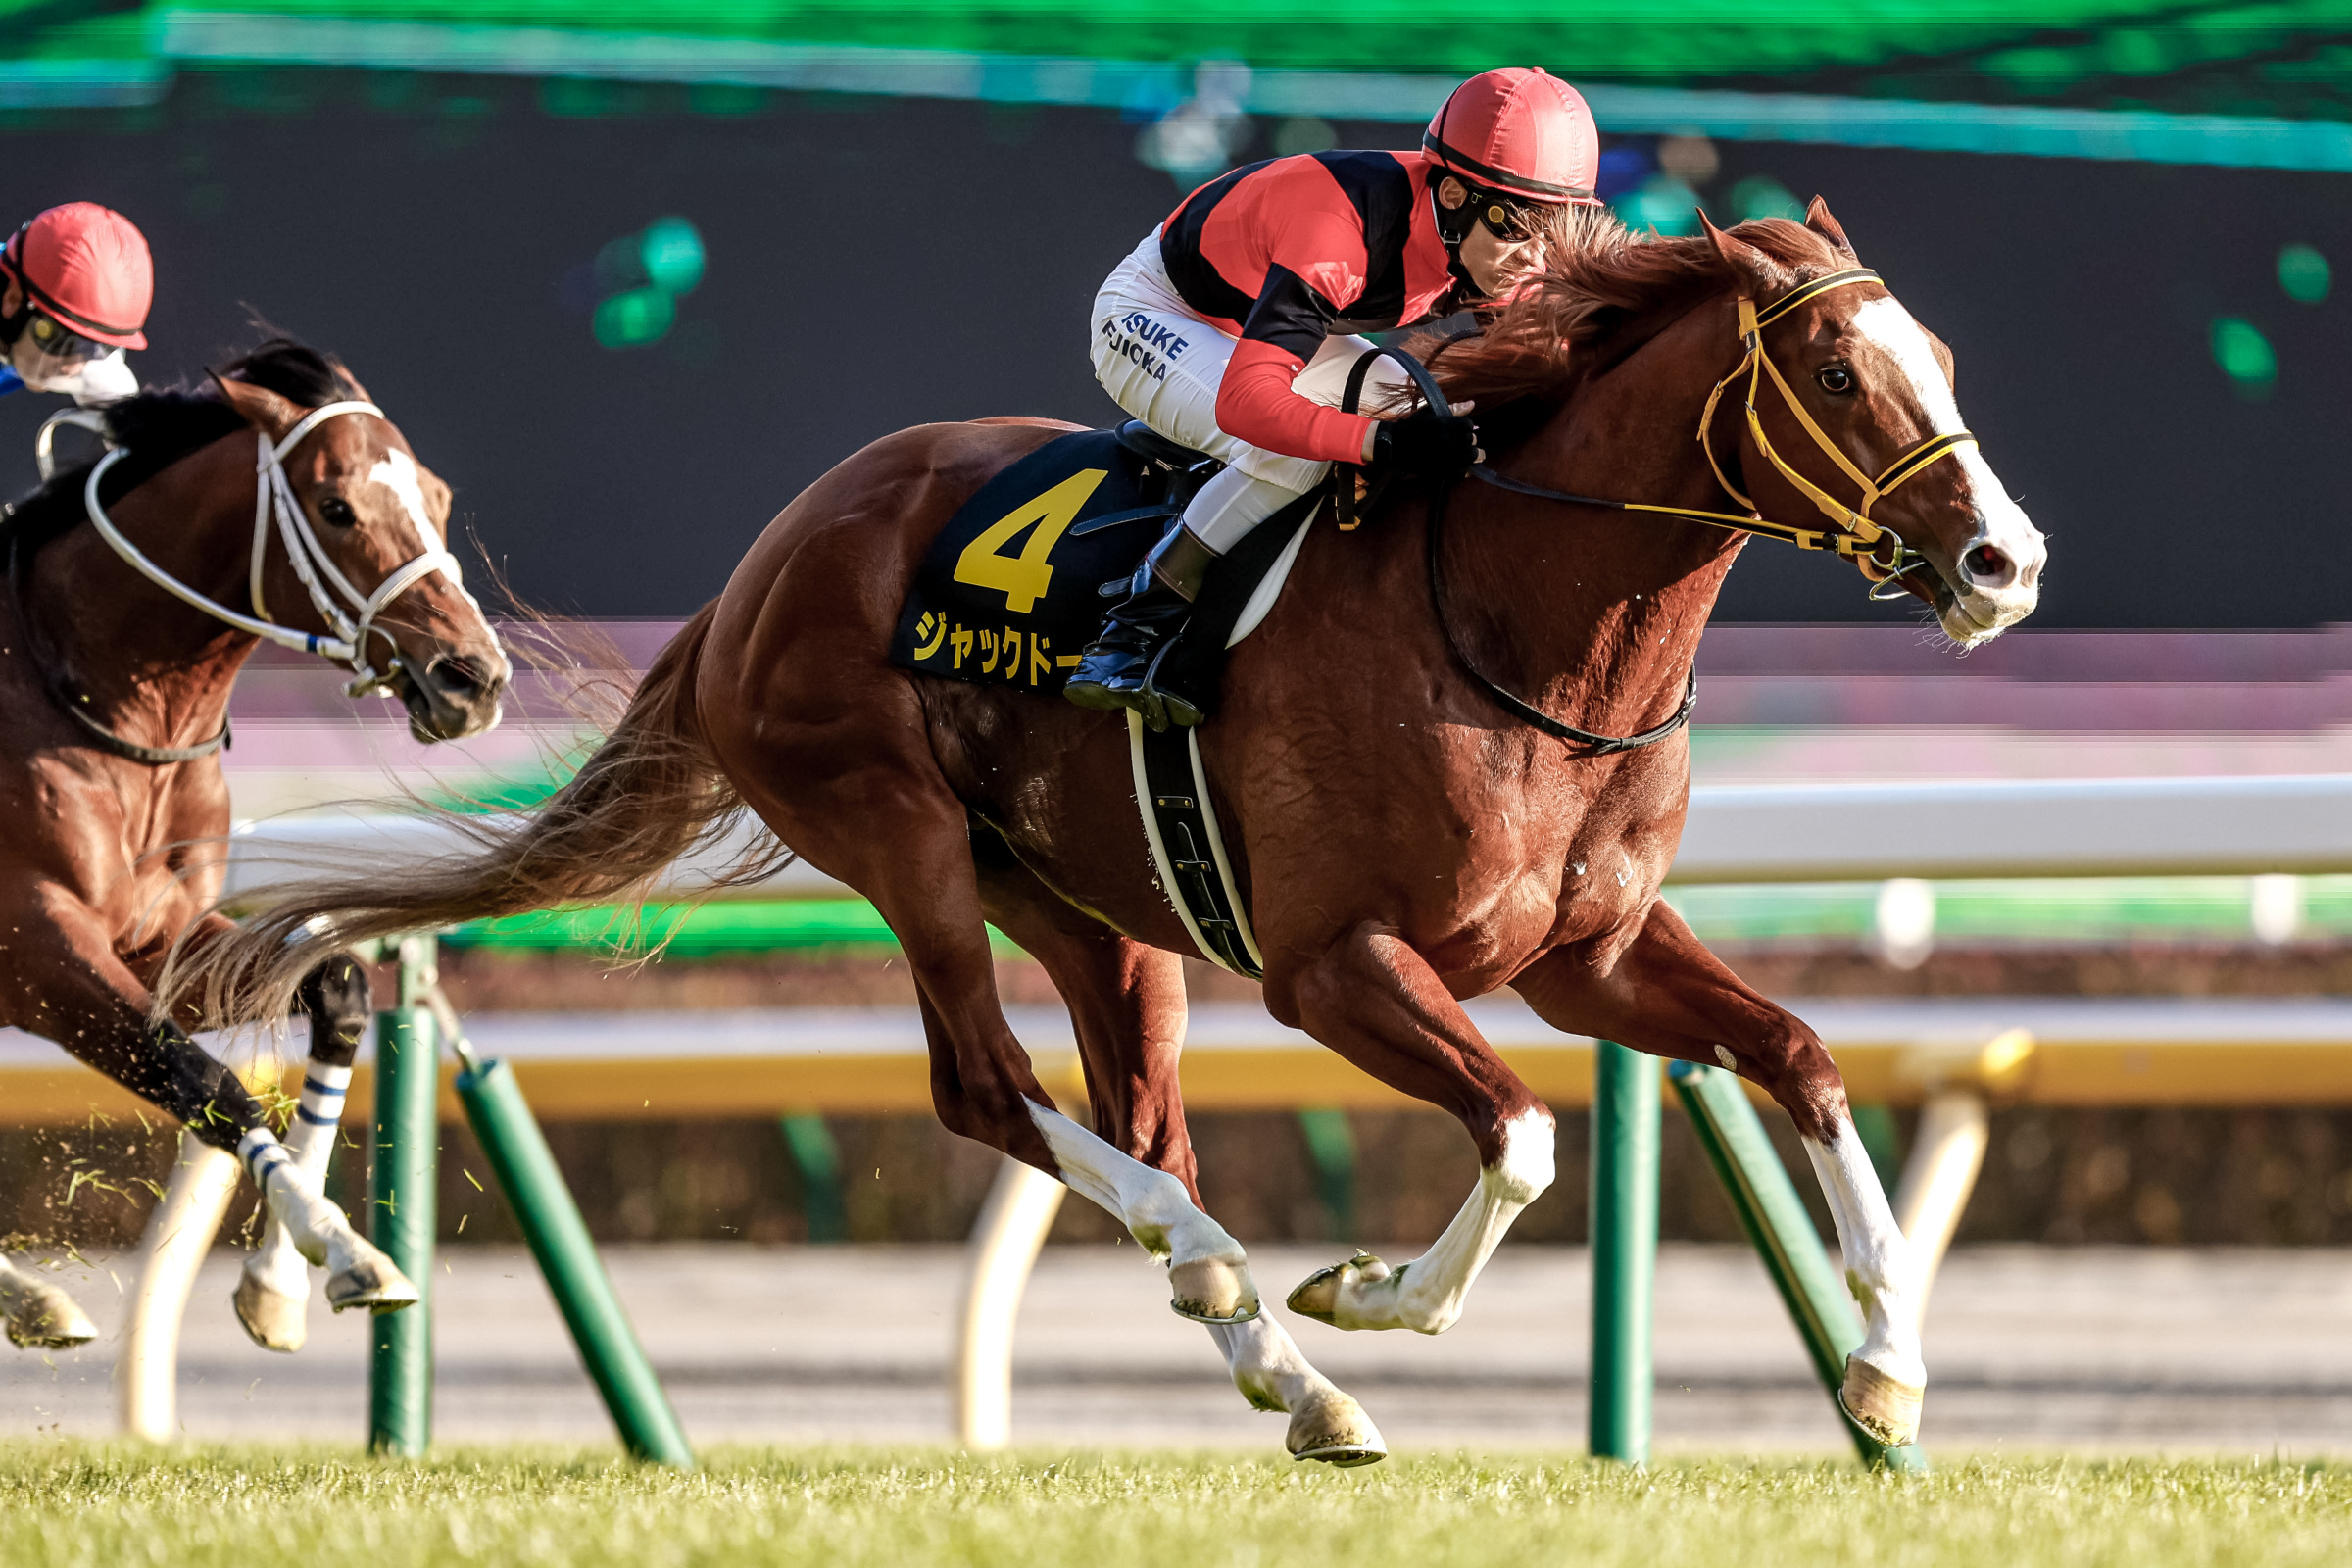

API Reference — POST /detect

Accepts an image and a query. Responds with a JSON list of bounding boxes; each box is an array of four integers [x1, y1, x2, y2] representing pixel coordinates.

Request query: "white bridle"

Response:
[[80, 399, 464, 697]]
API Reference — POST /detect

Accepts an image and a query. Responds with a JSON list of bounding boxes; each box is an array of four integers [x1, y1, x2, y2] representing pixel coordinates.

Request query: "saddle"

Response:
[[888, 420, 1321, 723]]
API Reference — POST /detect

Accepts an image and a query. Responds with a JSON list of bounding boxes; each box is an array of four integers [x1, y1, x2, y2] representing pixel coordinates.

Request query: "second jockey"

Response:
[[1065, 66, 1602, 727], [0, 202, 151, 408]]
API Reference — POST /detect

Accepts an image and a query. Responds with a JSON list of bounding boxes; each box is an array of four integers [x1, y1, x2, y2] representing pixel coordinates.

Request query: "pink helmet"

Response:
[[1423, 68, 1601, 205], [5, 202, 153, 350]]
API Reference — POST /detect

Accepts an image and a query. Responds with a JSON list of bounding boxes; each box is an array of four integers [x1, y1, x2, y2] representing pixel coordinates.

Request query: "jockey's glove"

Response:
[[1373, 408, 1481, 478]]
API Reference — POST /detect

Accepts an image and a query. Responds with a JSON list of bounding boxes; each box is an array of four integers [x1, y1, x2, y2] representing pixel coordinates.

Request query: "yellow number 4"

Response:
[[953, 468, 1107, 614]]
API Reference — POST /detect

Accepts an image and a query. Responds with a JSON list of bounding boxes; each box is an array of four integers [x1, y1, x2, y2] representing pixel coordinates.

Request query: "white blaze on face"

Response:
[[368, 448, 476, 607], [1848, 296, 2043, 638], [368, 449, 441, 548]]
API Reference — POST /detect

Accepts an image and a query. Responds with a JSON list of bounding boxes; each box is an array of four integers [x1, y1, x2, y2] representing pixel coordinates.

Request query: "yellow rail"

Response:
[[10, 1026, 2352, 1125]]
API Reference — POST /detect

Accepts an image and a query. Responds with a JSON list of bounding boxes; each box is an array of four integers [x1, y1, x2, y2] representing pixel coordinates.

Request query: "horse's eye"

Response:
[[1817, 366, 1855, 396], [317, 496, 358, 528]]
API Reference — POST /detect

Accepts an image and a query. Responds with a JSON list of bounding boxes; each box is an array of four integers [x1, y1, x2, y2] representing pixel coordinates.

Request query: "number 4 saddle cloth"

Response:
[[887, 422, 1319, 725]]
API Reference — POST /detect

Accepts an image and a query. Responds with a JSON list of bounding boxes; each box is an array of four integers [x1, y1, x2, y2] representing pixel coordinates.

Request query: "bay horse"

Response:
[[177, 205, 2042, 1462], [0, 340, 509, 1354]]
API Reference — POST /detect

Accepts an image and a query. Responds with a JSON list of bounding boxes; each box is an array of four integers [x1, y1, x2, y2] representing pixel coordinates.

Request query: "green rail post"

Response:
[[457, 1055, 696, 1468], [1588, 1040, 1657, 1463], [368, 935, 440, 1457], [778, 1113, 848, 1244], [1296, 1107, 1357, 1242], [1667, 1059, 1928, 1472]]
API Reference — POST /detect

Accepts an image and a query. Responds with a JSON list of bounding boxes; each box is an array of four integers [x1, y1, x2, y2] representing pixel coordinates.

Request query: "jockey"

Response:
[[0, 202, 151, 407], [1066, 67, 1602, 726]]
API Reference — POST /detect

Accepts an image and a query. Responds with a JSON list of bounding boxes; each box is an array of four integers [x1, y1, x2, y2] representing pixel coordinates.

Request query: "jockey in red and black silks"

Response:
[[1067, 66, 1605, 726], [0, 202, 152, 407]]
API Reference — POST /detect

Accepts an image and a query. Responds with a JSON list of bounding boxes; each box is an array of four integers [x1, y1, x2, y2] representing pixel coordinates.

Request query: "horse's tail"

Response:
[[170, 600, 776, 1029]]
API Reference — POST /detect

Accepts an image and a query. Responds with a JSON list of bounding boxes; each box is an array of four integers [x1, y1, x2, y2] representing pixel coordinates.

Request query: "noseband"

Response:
[[81, 399, 463, 699]]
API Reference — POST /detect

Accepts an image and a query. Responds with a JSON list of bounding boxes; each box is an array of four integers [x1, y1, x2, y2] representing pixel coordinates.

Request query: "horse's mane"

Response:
[[2, 337, 364, 561], [1421, 208, 1852, 418]]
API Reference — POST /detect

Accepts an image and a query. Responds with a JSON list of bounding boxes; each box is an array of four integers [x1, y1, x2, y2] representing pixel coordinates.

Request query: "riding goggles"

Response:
[[24, 312, 106, 363], [1469, 187, 1545, 243]]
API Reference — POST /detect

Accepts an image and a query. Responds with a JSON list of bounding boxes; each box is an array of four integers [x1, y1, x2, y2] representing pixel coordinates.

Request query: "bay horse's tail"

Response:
[[168, 601, 779, 1029]]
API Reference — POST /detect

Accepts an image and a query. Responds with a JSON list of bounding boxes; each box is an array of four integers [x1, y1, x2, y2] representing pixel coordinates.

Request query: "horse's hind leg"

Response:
[[975, 840, 1383, 1464], [236, 950, 371, 1352], [0, 1253, 96, 1348], [1512, 905, 1925, 1446], [1260, 922, 1555, 1336]]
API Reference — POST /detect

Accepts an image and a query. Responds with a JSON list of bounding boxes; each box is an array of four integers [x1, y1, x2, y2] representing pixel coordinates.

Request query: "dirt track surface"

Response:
[[5, 1243, 2348, 1455]]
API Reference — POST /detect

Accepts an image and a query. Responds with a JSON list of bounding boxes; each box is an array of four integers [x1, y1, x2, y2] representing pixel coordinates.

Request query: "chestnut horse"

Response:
[[0, 341, 509, 1353], [181, 206, 2042, 1461]]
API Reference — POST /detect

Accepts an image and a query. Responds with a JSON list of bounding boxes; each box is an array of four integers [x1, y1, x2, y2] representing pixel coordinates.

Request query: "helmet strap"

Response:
[[1430, 180, 1490, 302]]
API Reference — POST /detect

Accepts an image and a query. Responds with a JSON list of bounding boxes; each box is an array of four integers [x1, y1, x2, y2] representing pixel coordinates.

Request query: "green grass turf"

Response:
[[1, 1446, 2346, 1568]]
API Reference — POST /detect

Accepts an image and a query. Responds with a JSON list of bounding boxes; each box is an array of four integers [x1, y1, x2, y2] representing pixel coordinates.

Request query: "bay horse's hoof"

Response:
[[233, 1268, 308, 1353], [323, 1237, 419, 1316], [1168, 1255, 1259, 1323], [1838, 1353, 1924, 1447], [1, 1276, 97, 1349], [1285, 1252, 1390, 1326], [1287, 1388, 1387, 1467]]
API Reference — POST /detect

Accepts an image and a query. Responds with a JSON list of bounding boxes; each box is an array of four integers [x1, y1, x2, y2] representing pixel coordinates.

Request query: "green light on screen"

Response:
[[1729, 175, 1805, 223], [2278, 243, 2330, 304], [594, 286, 676, 348], [2208, 317, 2276, 395], [641, 217, 707, 296], [1615, 173, 1700, 236]]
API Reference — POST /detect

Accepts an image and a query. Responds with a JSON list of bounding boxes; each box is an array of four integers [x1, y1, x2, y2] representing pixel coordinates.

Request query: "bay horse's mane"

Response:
[[2, 337, 364, 561], [1420, 210, 1850, 430]]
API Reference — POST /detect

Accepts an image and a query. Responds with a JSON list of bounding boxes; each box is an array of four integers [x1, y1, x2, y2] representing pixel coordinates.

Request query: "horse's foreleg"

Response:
[[1513, 905, 1924, 1446], [1265, 922, 1555, 1336], [979, 869, 1379, 1462], [13, 898, 415, 1322], [237, 949, 371, 1352]]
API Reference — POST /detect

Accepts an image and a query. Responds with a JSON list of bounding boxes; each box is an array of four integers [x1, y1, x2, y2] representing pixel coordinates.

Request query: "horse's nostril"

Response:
[[426, 654, 488, 697], [1963, 544, 2011, 585]]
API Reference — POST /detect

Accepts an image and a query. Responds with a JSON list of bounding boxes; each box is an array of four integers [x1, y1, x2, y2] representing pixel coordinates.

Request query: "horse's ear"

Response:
[[1700, 210, 1788, 298], [210, 371, 302, 440], [1804, 196, 1858, 261], [325, 354, 373, 404]]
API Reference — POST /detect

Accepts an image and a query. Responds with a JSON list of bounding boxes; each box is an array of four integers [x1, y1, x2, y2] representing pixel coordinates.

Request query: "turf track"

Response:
[[0, 1446, 2345, 1567]]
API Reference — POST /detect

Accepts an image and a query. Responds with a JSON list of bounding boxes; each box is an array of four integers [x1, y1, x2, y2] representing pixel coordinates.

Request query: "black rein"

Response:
[[1344, 344, 1698, 758], [6, 533, 230, 766]]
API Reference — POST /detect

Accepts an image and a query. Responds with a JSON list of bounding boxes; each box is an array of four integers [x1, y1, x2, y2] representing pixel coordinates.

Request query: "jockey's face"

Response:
[[1, 277, 95, 390], [1436, 176, 1543, 299]]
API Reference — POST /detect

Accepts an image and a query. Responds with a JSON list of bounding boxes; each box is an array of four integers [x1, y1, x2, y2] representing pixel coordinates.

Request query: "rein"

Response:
[[81, 399, 463, 701], [6, 534, 230, 764], [1347, 343, 1701, 756]]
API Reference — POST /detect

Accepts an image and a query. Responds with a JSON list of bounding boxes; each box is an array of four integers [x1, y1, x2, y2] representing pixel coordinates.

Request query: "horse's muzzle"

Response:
[[397, 651, 508, 742]]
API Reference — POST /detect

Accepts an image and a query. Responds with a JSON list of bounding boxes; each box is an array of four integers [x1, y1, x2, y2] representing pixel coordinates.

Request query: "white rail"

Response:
[[218, 772, 2352, 904]]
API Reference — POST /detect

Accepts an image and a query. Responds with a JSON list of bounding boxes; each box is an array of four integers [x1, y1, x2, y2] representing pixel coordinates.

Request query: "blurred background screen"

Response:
[[0, 1, 2347, 626]]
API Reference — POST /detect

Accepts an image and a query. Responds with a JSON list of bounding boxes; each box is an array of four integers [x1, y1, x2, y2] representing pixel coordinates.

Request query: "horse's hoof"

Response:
[[1838, 1353, 1924, 1447], [1287, 1389, 1387, 1468], [1286, 1252, 1390, 1327], [324, 1238, 419, 1316], [233, 1269, 308, 1353], [2, 1278, 97, 1349], [1168, 1256, 1259, 1324]]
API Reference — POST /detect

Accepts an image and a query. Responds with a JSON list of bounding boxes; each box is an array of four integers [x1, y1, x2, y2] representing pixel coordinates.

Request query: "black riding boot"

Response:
[[1063, 524, 1219, 729]]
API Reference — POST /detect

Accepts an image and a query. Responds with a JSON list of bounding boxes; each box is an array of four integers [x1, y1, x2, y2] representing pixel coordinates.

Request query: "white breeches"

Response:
[[1090, 229, 1410, 555]]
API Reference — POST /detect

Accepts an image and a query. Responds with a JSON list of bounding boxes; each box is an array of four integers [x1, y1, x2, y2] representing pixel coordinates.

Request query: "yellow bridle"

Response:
[[1698, 268, 1980, 581], [1467, 267, 1980, 588]]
